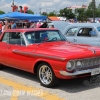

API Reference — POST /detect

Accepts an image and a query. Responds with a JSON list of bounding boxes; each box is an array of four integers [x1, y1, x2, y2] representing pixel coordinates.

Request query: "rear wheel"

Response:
[[37, 63, 59, 88]]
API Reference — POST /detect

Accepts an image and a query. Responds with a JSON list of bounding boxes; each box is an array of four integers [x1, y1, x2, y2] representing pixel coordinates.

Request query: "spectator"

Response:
[[6, 21, 12, 29], [11, 21, 16, 29], [97, 19, 100, 23], [0, 22, 2, 33], [23, 22, 28, 28], [30, 22, 35, 28], [2, 21, 5, 32], [8, 24, 11, 29], [39, 21, 47, 28], [50, 25, 54, 28], [36, 20, 42, 28]]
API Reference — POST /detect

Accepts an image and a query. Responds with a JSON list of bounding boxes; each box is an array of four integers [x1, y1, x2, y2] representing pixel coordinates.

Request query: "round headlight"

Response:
[[66, 60, 75, 71], [76, 61, 82, 67]]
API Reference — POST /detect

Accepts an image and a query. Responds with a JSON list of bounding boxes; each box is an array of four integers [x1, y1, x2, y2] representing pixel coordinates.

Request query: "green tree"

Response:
[[75, 8, 87, 21], [59, 8, 75, 19], [28, 9, 34, 14], [0, 10, 5, 14], [97, 4, 100, 10], [88, 1, 94, 10], [96, 4, 100, 17], [41, 12, 48, 16], [48, 11, 56, 16], [85, 1, 100, 18], [85, 9, 93, 18], [88, 1, 96, 9]]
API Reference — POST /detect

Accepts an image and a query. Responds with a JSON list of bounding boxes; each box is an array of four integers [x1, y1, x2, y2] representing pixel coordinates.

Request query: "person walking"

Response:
[[1, 21, 6, 32]]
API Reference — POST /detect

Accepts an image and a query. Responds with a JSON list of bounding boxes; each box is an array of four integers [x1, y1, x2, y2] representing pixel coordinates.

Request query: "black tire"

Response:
[[0, 64, 3, 70], [37, 63, 59, 88]]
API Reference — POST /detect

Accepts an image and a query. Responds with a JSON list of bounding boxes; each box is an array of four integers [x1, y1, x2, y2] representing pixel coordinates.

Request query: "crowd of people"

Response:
[[0, 20, 17, 33], [68, 18, 100, 23], [0, 18, 100, 34], [0, 20, 55, 34]]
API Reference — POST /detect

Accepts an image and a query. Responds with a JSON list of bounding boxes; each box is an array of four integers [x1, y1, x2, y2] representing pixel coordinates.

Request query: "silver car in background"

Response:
[[48, 21, 70, 33], [63, 23, 100, 47]]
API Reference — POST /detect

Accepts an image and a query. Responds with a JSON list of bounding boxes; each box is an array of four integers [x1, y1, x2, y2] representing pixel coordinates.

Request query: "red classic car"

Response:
[[0, 28, 100, 87]]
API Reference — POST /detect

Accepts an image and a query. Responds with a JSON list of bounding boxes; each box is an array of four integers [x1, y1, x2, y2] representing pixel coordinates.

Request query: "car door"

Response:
[[0, 32, 37, 71], [0, 32, 9, 64], [72, 27, 99, 46]]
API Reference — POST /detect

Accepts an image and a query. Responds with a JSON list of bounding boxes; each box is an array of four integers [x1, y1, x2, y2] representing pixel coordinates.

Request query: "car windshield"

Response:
[[24, 30, 66, 44]]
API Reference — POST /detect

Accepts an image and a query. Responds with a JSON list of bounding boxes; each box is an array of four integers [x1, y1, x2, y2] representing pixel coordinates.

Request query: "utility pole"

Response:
[[11, 0, 15, 12], [13, 0, 14, 5], [93, 0, 95, 23], [12, 0, 14, 6]]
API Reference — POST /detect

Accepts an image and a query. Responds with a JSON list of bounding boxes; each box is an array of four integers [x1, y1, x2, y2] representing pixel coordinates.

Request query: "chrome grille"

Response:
[[75, 57, 100, 70]]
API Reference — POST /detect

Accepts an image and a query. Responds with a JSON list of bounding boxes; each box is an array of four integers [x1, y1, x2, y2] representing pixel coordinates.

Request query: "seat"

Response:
[[9, 39, 21, 45], [41, 33, 48, 41]]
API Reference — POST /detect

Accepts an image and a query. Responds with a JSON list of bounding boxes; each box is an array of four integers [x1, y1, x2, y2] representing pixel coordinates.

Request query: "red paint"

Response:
[[0, 28, 100, 79]]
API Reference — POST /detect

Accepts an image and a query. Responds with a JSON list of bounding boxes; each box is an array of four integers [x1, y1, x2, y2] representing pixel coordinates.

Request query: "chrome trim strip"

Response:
[[60, 68, 99, 76], [12, 50, 66, 61]]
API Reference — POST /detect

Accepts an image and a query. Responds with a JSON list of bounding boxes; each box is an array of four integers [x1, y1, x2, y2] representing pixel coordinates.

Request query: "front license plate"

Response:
[[91, 68, 100, 76]]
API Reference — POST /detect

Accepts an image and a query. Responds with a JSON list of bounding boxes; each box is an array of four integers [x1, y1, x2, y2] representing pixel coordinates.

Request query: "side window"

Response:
[[9, 32, 25, 45], [47, 31, 61, 40], [66, 27, 78, 36], [89, 28, 97, 37], [77, 28, 97, 37], [2, 32, 9, 43], [25, 32, 35, 44]]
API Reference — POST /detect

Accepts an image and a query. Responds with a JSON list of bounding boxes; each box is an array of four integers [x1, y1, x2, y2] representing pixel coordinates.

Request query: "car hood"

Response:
[[29, 41, 100, 59]]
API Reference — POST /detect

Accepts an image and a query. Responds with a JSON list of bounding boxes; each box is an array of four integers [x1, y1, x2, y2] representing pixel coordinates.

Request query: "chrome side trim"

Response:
[[12, 50, 66, 61], [60, 69, 97, 76]]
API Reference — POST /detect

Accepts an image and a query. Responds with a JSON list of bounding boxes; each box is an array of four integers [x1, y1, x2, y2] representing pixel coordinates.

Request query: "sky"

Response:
[[0, 0, 100, 14]]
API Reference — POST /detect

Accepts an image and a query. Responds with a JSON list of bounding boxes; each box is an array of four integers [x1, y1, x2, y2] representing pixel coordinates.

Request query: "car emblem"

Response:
[[92, 50, 96, 54], [89, 49, 96, 54]]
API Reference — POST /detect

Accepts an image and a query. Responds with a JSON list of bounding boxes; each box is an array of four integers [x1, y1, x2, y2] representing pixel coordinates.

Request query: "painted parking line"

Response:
[[0, 77, 65, 100]]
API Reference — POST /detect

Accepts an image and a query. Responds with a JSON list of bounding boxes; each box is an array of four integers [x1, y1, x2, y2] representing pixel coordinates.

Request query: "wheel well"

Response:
[[33, 61, 50, 73]]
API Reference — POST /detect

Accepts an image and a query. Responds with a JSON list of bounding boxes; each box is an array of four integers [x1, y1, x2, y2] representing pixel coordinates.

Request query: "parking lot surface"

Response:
[[0, 66, 100, 100]]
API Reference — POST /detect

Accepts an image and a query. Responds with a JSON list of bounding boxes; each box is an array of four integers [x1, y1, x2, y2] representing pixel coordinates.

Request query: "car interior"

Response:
[[9, 32, 25, 45], [77, 28, 96, 37], [77, 28, 92, 37]]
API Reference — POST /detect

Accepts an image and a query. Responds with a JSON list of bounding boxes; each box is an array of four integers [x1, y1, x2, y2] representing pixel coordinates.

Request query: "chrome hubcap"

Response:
[[39, 65, 52, 85]]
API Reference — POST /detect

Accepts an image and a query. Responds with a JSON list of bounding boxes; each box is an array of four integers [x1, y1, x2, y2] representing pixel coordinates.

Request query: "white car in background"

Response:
[[63, 23, 100, 47], [48, 21, 70, 33]]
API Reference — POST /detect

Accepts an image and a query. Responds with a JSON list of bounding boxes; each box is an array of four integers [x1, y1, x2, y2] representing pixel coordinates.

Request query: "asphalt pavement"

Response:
[[0, 66, 100, 100]]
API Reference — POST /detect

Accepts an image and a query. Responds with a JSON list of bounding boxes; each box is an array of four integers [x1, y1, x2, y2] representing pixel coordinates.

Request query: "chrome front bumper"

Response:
[[60, 69, 96, 76]]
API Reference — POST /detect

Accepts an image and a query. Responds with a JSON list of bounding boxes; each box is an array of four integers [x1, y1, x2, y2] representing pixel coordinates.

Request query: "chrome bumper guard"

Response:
[[60, 69, 93, 76]]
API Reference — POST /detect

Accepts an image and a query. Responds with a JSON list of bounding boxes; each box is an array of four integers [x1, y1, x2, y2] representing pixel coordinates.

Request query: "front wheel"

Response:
[[0, 64, 3, 70], [37, 63, 59, 88]]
